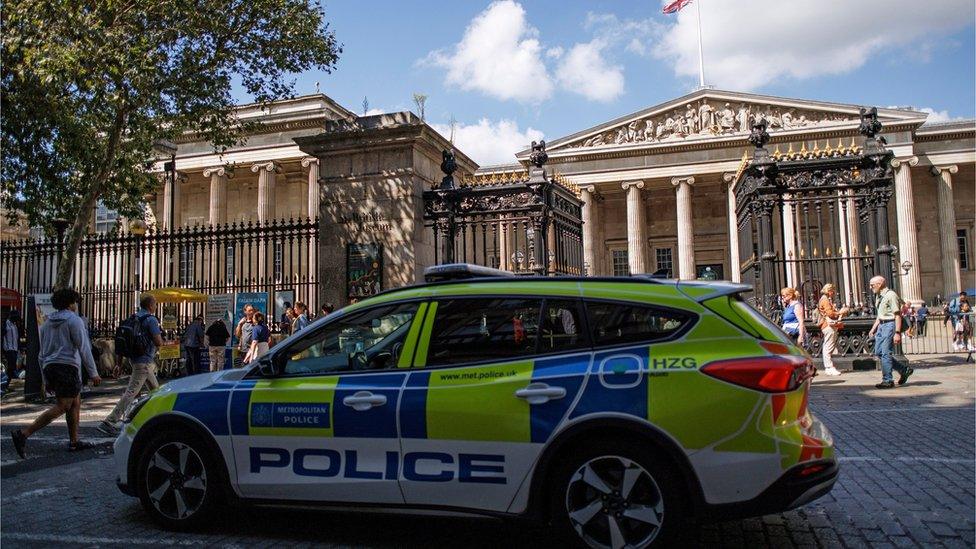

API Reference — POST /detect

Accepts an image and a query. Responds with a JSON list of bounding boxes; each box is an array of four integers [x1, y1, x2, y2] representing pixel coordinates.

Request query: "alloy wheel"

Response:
[[145, 442, 208, 520], [565, 455, 665, 549]]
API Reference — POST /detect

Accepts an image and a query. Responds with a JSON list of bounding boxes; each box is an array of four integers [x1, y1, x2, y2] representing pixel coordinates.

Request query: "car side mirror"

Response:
[[372, 351, 393, 368], [257, 356, 277, 377]]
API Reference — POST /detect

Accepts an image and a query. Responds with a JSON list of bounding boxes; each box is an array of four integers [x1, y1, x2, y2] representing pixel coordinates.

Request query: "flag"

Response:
[[662, 0, 693, 14]]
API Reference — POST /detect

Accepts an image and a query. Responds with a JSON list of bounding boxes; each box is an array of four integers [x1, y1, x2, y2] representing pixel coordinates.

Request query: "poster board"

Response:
[[158, 342, 181, 360], [206, 293, 234, 327], [273, 289, 295, 326], [32, 293, 55, 337], [161, 303, 178, 330], [347, 243, 382, 300]]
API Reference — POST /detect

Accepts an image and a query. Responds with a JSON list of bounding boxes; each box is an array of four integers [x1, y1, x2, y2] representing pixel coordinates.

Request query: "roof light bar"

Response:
[[423, 263, 516, 283]]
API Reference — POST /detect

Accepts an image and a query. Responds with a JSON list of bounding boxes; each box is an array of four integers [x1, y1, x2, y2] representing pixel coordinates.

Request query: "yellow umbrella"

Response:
[[143, 287, 208, 303]]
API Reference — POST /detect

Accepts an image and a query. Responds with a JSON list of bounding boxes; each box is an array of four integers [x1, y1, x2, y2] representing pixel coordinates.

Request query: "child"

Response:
[[954, 304, 971, 351]]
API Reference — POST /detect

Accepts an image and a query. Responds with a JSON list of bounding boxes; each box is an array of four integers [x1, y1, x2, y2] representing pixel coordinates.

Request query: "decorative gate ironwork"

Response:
[[735, 108, 898, 356], [0, 218, 320, 336], [424, 142, 584, 275]]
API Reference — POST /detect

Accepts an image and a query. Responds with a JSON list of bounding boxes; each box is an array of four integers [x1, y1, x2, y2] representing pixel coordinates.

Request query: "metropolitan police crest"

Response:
[[250, 403, 273, 427]]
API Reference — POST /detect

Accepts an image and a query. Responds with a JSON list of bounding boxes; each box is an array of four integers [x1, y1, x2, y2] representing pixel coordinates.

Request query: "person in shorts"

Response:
[[10, 288, 101, 457]]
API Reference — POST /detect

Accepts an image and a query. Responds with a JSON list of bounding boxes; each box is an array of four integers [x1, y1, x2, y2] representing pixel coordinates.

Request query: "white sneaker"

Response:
[[97, 420, 120, 436], [823, 367, 842, 376]]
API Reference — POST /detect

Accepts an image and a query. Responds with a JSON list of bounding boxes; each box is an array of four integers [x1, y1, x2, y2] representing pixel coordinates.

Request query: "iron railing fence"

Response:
[[0, 217, 320, 337]]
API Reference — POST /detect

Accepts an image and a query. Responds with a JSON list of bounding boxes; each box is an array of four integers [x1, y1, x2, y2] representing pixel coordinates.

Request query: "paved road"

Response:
[[2, 358, 974, 548]]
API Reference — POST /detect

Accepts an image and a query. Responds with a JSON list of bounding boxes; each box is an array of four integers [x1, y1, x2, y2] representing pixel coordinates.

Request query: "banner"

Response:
[[233, 292, 268, 348], [158, 342, 181, 360], [347, 243, 382, 299]]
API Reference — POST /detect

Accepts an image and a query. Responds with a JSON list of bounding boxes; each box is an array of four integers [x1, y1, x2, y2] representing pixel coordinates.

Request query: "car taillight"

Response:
[[701, 355, 814, 393]]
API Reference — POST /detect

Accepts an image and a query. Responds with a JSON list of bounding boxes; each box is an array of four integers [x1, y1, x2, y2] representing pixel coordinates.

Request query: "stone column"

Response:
[[723, 173, 741, 282], [581, 185, 602, 276], [782, 196, 798, 287], [302, 157, 321, 220], [251, 161, 280, 223], [498, 222, 508, 270], [621, 181, 647, 274], [161, 175, 174, 231], [891, 156, 922, 304], [671, 176, 696, 280], [202, 166, 232, 227], [932, 165, 961, 299]]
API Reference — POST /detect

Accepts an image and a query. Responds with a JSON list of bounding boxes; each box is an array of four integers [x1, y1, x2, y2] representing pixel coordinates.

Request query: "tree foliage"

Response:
[[1, 0, 341, 287]]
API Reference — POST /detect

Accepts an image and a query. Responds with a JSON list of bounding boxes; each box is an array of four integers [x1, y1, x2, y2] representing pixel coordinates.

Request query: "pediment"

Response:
[[537, 90, 927, 155]]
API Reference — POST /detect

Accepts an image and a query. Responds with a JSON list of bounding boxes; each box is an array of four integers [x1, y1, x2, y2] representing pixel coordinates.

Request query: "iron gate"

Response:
[[424, 142, 584, 275]]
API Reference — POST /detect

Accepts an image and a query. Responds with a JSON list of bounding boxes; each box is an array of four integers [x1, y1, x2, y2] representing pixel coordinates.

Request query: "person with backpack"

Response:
[[98, 294, 163, 435], [10, 288, 101, 457]]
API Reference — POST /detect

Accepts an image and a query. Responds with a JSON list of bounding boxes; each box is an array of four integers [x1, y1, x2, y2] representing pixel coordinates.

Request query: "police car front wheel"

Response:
[[550, 441, 685, 548], [136, 430, 224, 530]]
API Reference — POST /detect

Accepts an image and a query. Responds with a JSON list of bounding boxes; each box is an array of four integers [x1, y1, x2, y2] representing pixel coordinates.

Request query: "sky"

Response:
[[238, 0, 976, 166]]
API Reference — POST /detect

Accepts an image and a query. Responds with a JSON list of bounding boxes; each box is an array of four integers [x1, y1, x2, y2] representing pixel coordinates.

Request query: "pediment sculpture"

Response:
[[567, 99, 862, 149]]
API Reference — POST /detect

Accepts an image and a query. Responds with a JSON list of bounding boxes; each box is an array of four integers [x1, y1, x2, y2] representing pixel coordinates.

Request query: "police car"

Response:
[[115, 264, 836, 548]]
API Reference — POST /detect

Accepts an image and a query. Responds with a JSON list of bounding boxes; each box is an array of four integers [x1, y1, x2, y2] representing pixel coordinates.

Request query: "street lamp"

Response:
[[152, 139, 178, 284], [129, 219, 148, 293]]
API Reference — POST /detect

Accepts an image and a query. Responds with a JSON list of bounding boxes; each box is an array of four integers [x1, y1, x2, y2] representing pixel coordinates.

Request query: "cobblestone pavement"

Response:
[[1, 357, 973, 548]]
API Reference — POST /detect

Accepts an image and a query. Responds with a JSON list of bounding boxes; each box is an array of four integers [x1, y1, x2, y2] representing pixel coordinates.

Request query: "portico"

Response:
[[519, 89, 974, 303]]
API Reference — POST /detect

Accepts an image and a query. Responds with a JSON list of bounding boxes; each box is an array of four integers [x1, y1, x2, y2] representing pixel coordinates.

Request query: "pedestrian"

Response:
[[10, 288, 102, 457], [280, 301, 292, 334], [244, 312, 270, 364], [3, 310, 21, 382], [284, 307, 296, 335], [206, 318, 230, 372], [867, 276, 913, 389], [98, 294, 163, 435], [234, 304, 255, 367], [954, 304, 971, 351], [916, 302, 928, 336], [817, 284, 848, 376], [183, 315, 205, 376], [948, 291, 968, 326], [292, 302, 310, 333], [319, 302, 334, 320], [780, 287, 806, 346]]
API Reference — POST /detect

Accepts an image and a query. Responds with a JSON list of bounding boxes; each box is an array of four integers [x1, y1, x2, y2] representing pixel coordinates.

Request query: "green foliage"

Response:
[[2, 0, 341, 285]]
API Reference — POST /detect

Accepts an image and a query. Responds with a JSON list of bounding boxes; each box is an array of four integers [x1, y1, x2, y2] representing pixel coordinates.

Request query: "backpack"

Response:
[[115, 314, 152, 360]]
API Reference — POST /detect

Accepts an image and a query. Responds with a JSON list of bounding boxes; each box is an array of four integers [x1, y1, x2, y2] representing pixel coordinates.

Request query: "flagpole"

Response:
[[696, 0, 705, 88]]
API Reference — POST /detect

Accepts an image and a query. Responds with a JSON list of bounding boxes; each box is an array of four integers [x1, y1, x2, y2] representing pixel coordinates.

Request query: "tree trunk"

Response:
[[54, 108, 127, 290]]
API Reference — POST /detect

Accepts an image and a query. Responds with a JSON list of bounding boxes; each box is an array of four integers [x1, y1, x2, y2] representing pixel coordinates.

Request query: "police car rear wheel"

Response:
[[137, 431, 222, 530], [551, 442, 683, 548]]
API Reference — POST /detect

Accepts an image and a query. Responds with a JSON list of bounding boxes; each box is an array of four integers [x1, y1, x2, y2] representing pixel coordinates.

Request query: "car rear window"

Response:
[[585, 301, 690, 348]]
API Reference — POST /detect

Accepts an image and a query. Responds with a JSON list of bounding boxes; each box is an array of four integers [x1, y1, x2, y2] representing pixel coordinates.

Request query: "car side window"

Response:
[[280, 302, 419, 375], [539, 299, 588, 353], [585, 301, 689, 347], [426, 298, 541, 366]]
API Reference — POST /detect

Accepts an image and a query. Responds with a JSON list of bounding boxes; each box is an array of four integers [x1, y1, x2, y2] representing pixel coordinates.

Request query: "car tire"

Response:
[[548, 438, 687, 548], [135, 429, 226, 530]]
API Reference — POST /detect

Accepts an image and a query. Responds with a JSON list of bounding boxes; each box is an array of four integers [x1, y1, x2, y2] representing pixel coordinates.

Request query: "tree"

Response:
[[1, 0, 342, 288]]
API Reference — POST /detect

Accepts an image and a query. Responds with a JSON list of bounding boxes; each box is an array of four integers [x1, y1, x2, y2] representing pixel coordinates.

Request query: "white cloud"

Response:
[[653, 0, 974, 90], [545, 46, 564, 59], [917, 107, 963, 123], [421, 0, 553, 103], [556, 40, 625, 102], [431, 118, 543, 165]]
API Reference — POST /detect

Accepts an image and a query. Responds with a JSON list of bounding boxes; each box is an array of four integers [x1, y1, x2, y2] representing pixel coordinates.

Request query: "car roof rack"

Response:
[[423, 263, 516, 283]]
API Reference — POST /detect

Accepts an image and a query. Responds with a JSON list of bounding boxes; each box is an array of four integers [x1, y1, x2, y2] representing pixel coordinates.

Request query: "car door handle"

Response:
[[515, 383, 566, 405], [342, 391, 387, 411]]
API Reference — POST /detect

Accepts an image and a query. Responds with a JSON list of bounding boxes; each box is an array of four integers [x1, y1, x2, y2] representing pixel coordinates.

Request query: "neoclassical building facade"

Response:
[[141, 89, 973, 307]]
